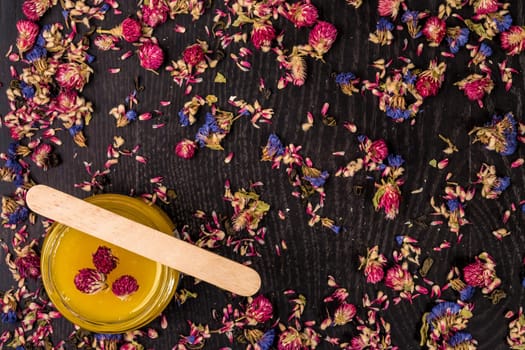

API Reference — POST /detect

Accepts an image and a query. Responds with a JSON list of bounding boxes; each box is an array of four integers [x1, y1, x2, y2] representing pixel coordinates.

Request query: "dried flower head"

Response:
[[111, 275, 139, 299], [22, 0, 52, 21], [138, 41, 164, 71], [359, 245, 387, 284], [469, 112, 518, 156], [500, 26, 525, 56], [16, 20, 39, 54], [308, 21, 338, 60], [454, 73, 494, 108], [141, 0, 169, 28], [245, 295, 273, 325], [251, 20, 276, 53], [462, 252, 501, 294], [283, 1, 318, 28], [415, 60, 447, 98], [74, 268, 108, 294], [422, 16, 447, 46], [92, 246, 119, 274], [175, 139, 197, 159], [183, 43, 206, 66]]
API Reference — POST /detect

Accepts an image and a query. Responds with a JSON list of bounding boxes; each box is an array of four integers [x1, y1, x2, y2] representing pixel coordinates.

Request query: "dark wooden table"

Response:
[[1, 1, 524, 349]]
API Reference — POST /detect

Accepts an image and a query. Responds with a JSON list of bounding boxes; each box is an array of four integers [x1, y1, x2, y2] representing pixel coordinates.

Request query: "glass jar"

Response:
[[40, 193, 179, 333]]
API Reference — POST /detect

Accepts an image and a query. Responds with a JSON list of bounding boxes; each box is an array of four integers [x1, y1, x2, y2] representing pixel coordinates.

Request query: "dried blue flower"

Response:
[[335, 72, 356, 85], [125, 109, 138, 121], [68, 122, 84, 136], [493, 14, 512, 32], [426, 301, 462, 327], [377, 17, 394, 31], [178, 109, 191, 127], [1, 310, 17, 324], [261, 133, 285, 160], [257, 329, 275, 350], [446, 199, 460, 212], [447, 27, 469, 54], [20, 82, 35, 99], [387, 154, 404, 167], [401, 10, 422, 38], [8, 206, 29, 225], [459, 285, 475, 301], [448, 332, 474, 347], [99, 3, 111, 13], [94, 333, 123, 341], [493, 176, 510, 193], [403, 70, 417, 85], [25, 45, 47, 62], [304, 170, 329, 188], [470, 112, 518, 156], [386, 106, 411, 121]]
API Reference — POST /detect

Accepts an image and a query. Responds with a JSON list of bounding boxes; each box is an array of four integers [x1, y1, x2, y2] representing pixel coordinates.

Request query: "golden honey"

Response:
[[40, 194, 179, 333]]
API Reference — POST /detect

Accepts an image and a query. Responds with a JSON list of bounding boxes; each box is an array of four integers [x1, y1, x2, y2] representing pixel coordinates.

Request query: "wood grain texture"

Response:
[[1, 0, 525, 349]]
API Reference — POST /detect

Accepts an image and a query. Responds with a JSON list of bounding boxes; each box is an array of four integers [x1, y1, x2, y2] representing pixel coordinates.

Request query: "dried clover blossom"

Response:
[[111, 275, 139, 299], [74, 268, 108, 294]]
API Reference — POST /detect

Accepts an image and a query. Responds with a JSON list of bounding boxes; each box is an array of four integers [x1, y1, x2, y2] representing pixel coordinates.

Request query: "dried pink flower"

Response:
[[183, 43, 206, 66], [138, 41, 164, 71], [384, 263, 414, 293], [92, 246, 119, 274], [463, 252, 501, 294], [377, 0, 403, 19], [55, 63, 90, 91], [472, 0, 499, 15], [373, 179, 402, 220], [22, 0, 52, 21], [121, 18, 142, 43], [422, 16, 446, 47], [415, 60, 447, 98], [112, 275, 139, 299], [16, 20, 39, 54], [359, 245, 387, 284], [500, 26, 525, 56], [284, 1, 318, 28], [333, 303, 357, 326], [175, 139, 197, 159], [308, 21, 338, 59], [74, 268, 108, 294], [141, 0, 169, 28], [367, 139, 389, 163], [251, 21, 276, 52], [31, 143, 52, 170], [15, 250, 41, 279], [455, 74, 494, 108], [278, 327, 303, 350], [245, 295, 273, 325]]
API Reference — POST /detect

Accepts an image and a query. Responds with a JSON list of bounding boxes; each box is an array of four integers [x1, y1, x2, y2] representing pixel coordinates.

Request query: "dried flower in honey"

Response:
[[469, 112, 518, 156], [92, 246, 119, 274], [112, 275, 139, 299], [74, 268, 108, 294]]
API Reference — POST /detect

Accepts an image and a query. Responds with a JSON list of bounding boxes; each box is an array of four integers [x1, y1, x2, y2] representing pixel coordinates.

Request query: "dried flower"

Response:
[[422, 16, 447, 46], [251, 20, 276, 53], [283, 1, 318, 28], [22, 0, 52, 21], [261, 133, 285, 161], [16, 20, 39, 54], [469, 112, 518, 156], [475, 163, 510, 199], [373, 178, 403, 220], [175, 139, 197, 159], [463, 252, 501, 294], [454, 74, 494, 107], [74, 268, 108, 294], [420, 301, 474, 348], [112, 275, 139, 299], [369, 17, 395, 46], [308, 21, 338, 60], [507, 308, 525, 349], [401, 10, 425, 38], [446, 26, 470, 54], [92, 246, 119, 274], [14, 245, 41, 279], [138, 41, 164, 71], [415, 60, 447, 98], [183, 43, 206, 66], [472, 0, 499, 15], [55, 62, 92, 91], [500, 25, 525, 56], [245, 295, 273, 325], [277, 327, 303, 350], [359, 245, 387, 284], [385, 263, 414, 294], [335, 72, 360, 96], [140, 0, 169, 28]]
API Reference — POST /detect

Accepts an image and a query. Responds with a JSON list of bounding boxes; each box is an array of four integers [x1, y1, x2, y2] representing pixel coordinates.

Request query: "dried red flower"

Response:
[[308, 21, 338, 59], [500, 26, 525, 56], [31, 143, 52, 170], [422, 16, 446, 47], [55, 62, 90, 91], [455, 74, 494, 108], [415, 61, 447, 98], [377, 0, 403, 19], [175, 139, 197, 159], [284, 1, 318, 28], [251, 20, 276, 52], [368, 139, 389, 163], [111, 275, 139, 299], [245, 295, 273, 325], [74, 268, 108, 294], [138, 41, 164, 71], [183, 43, 206, 66], [92, 246, 119, 274], [16, 20, 39, 54], [121, 18, 142, 43], [22, 0, 52, 21], [15, 251, 41, 279], [141, 0, 169, 28], [463, 252, 501, 294]]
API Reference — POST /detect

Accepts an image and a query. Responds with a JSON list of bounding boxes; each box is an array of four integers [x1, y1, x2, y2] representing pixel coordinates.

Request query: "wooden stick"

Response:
[[26, 185, 261, 297]]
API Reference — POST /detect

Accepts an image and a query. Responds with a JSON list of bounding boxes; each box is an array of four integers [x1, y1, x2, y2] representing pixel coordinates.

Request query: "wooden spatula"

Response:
[[26, 184, 261, 297]]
